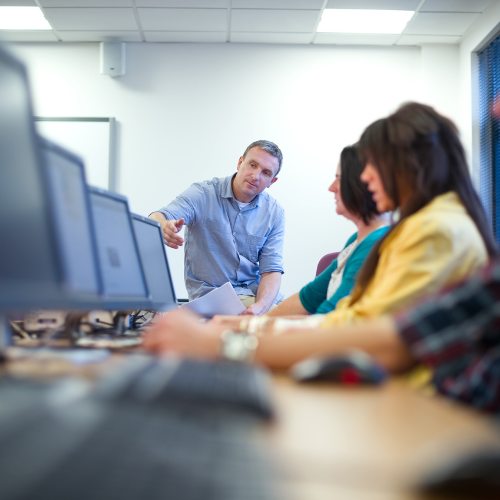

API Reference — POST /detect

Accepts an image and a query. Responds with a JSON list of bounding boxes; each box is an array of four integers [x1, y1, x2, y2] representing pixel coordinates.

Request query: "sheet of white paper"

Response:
[[182, 282, 246, 318]]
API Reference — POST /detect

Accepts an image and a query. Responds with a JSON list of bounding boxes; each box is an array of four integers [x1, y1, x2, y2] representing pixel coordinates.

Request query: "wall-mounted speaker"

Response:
[[99, 42, 126, 78]]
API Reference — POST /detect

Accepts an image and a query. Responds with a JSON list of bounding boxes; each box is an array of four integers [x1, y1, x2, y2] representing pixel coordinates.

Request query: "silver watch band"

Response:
[[220, 330, 259, 363]]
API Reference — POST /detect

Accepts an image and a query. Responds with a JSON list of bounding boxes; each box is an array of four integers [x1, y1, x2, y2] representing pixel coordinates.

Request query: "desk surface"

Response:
[[268, 374, 500, 500], [3, 346, 500, 500]]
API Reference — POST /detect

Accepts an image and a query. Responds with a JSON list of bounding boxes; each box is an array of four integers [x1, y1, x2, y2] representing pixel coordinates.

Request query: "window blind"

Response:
[[478, 34, 500, 242]]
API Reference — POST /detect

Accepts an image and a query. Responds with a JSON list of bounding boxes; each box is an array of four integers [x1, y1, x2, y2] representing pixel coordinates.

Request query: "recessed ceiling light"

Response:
[[317, 9, 414, 35], [0, 7, 52, 30]]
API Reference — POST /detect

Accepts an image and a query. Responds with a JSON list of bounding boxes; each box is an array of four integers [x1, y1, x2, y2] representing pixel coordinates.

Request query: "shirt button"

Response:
[[238, 212, 242, 215], [233, 232, 236, 236], [237, 268, 240, 271]]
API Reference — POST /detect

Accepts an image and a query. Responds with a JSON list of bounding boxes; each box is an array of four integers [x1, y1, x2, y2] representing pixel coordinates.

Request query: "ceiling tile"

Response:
[[136, 0, 227, 6], [43, 8, 138, 30], [58, 30, 143, 41], [0, 0, 36, 5], [39, 0, 130, 6], [405, 12, 480, 35], [0, 29, 58, 41], [233, 0, 324, 8], [397, 34, 460, 44], [314, 32, 398, 44], [138, 8, 226, 31], [326, 0, 420, 9], [144, 31, 226, 41], [230, 32, 312, 43], [231, 9, 319, 33], [420, 0, 493, 13]]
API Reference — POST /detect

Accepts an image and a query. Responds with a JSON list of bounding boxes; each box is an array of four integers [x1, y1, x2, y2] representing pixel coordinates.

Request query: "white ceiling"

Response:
[[0, 0, 494, 45]]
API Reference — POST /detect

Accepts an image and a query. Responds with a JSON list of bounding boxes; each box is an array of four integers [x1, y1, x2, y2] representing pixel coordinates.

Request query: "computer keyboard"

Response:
[[0, 375, 277, 500], [95, 355, 275, 420]]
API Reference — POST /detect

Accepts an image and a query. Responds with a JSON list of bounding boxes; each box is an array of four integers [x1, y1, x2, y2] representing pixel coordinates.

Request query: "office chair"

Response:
[[316, 252, 339, 276]]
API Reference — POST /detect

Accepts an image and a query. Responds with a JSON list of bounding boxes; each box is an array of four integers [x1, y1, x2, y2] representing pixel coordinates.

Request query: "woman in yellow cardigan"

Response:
[[143, 102, 497, 367]]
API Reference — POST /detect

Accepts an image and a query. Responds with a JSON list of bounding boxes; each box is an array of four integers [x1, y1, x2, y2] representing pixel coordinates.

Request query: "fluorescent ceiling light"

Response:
[[317, 9, 414, 34], [0, 7, 52, 30]]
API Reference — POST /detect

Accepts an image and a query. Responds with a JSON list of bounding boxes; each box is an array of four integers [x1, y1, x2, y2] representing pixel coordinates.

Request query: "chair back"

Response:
[[316, 252, 339, 276]]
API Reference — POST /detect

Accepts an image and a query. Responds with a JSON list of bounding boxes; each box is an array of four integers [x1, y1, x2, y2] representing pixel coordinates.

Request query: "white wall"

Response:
[[420, 44, 460, 126], [12, 41, 446, 300]]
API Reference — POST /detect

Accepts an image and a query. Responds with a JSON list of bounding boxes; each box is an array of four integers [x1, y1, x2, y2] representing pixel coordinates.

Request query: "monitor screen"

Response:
[[0, 45, 62, 310], [39, 138, 101, 298], [131, 214, 177, 311], [88, 188, 149, 308]]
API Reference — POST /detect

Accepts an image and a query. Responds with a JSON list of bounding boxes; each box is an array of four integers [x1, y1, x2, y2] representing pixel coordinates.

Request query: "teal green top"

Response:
[[299, 226, 389, 315]]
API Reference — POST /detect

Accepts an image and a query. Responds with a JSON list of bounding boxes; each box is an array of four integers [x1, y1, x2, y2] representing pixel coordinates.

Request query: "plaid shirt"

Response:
[[395, 259, 500, 413]]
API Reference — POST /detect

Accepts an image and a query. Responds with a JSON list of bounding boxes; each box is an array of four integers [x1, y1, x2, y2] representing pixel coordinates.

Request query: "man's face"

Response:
[[232, 147, 279, 203]]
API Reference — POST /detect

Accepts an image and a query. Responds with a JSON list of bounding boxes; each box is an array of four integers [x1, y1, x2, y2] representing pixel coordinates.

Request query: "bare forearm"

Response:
[[266, 292, 309, 317], [255, 316, 415, 372], [255, 272, 282, 312]]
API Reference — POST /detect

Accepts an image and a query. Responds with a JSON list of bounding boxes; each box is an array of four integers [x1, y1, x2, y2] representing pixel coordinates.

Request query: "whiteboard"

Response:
[[34, 117, 117, 191]]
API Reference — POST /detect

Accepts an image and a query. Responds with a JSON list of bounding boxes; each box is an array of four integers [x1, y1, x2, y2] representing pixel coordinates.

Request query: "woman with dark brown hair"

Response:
[[143, 103, 496, 375], [264, 143, 389, 319]]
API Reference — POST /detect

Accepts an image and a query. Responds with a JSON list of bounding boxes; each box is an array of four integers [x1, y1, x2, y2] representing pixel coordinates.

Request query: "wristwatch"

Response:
[[220, 330, 259, 363]]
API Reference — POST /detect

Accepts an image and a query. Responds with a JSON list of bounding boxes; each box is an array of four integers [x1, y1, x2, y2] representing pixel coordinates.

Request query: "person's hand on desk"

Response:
[[240, 302, 267, 316], [211, 314, 279, 335], [143, 308, 221, 358], [211, 315, 243, 330]]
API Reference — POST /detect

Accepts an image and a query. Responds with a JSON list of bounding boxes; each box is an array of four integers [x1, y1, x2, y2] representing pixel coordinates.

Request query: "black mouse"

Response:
[[290, 350, 388, 385], [417, 448, 500, 499]]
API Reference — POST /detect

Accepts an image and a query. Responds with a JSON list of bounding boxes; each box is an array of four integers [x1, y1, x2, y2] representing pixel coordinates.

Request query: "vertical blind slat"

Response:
[[478, 35, 500, 242]]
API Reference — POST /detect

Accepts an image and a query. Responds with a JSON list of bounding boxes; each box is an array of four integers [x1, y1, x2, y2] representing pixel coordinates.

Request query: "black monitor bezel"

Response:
[[131, 213, 177, 312], [88, 186, 152, 310], [0, 45, 68, 312], [37, 136, 106, 310]]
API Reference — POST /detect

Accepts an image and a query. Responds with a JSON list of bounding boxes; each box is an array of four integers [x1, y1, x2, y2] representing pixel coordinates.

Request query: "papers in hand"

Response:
[[182, 282, 246, 318]]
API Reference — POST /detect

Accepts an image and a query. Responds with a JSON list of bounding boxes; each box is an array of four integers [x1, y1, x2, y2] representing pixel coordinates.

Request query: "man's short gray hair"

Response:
[[242, 140, 283, 176]]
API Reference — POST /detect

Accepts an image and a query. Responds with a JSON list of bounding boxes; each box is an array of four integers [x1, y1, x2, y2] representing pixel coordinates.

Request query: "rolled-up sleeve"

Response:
[[157, 183, 206, 227], [258, 210, 285, 275]]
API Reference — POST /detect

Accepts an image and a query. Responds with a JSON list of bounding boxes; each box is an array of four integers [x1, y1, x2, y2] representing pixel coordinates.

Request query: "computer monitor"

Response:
[[88, 187, 151, 310], [131, 214, 177, 311], [38, 137, 103, 308], [0, 45, 64, 311]]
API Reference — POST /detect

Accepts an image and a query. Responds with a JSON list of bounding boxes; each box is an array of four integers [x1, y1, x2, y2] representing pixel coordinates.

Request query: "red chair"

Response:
[[316, 252, 339, 276]]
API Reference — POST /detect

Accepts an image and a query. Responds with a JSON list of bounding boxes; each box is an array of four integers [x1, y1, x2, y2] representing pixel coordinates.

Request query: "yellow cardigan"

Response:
[[321, 192, 488, 328]]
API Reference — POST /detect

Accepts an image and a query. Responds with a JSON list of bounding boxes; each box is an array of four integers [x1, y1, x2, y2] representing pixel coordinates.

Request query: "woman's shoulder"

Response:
[[387, 191, 485, 251], [364, 225, 390, 242], [347, 226, 387, 264], [354, 225, 389, 251], [395, 192, 469, 232]]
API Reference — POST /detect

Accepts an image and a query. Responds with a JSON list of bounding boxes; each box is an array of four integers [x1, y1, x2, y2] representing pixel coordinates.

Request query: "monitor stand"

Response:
[[63, 312, 89, 341], [0, 314, 12, 361], [113, 310, 135, 335]]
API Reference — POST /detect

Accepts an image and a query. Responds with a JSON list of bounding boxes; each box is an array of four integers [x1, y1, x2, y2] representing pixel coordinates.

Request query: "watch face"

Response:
[[222, 332, 257, 363]]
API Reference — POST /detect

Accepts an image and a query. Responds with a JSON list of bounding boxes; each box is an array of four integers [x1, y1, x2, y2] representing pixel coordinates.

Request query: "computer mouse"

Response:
[[417, 448, 500, 499], [290, 350, 388, 385]]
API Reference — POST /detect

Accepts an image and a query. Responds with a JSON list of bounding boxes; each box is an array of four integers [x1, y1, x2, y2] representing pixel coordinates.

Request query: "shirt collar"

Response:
[[221, 174, 260, 208]]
